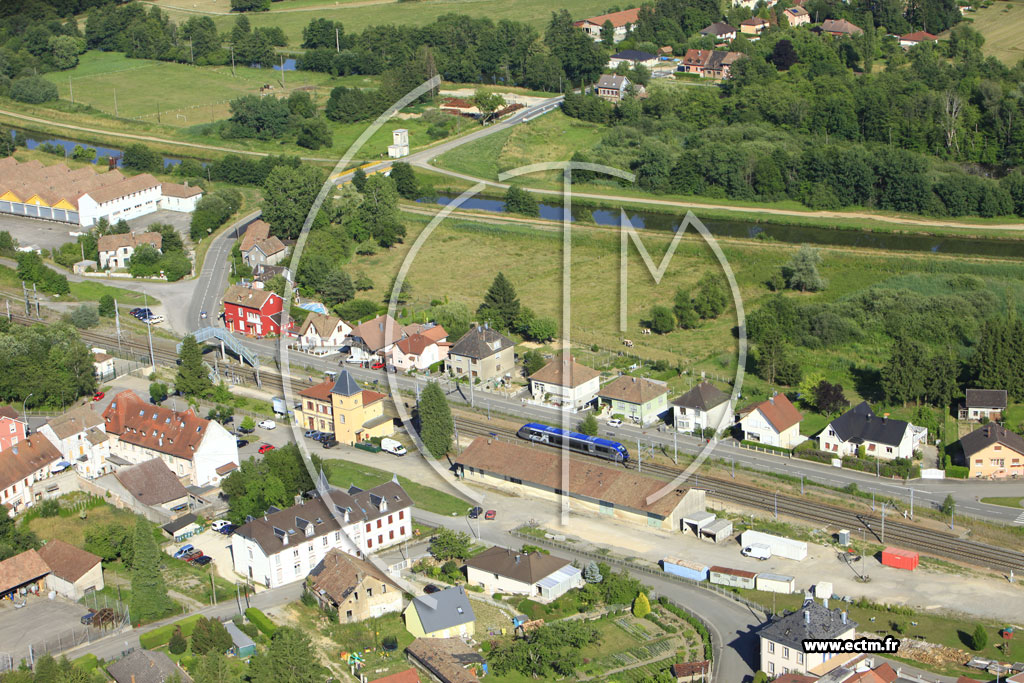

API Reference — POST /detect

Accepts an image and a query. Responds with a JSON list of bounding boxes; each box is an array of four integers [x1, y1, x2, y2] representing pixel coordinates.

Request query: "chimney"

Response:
[[841, 611, 848, 625], [282, 532, 289, 545], [823, 597, 829, 609], [768, 396, 774, 405], [882, 413, 889, 423], [804, 610, 810, 624]]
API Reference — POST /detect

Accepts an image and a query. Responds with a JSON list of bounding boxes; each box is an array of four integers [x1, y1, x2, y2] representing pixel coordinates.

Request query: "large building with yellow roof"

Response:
[[0, 156, 202, 227]]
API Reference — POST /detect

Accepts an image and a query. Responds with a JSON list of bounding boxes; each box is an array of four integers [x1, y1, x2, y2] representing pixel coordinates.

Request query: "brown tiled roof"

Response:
[[0, 157, 143, 210], [216, 462, 237, 475], [683, 49, 714, 67], [395, 332, 440, 357], [307, 548, 400, 606], [45, 405, 103, 440], [349, 314, 404, 353], [373, 669, 421, 683], [576, 7, 640, 28], [740, 17, 768, 25], [362, 390, 386, 406], [234, 483, 412, 555], [87, 173, 161, 205], [299, 312, 347, 339], [37, 539, 100, 583], [961, 423, 1024, 458], [102, 390, 211, 461], [465, 546, 571, 584], [420, 325, 448, 343], [114, 458, 189, 506], [300, 379, 334, 402], [253, 235, 286, 257], [821, 18, 863, 34], [0, 434, 63, 491], [94, 352, 113, 363], [97, 231, 162, 255], [738, 394, 802, 432], [240, 220, 271, 252], [709, 565, 757, 579], [160, 182, 202, 198], [456, 438, 690, 517], [405, 638, 482, 683], [529, 355, 600, 388], [0, 549, 50, 594], [901, 30, 937, 41], [598, 375, 667, 405], [222, 284, 277, 311], [671, 661, 710, 677], [0, 406, 20, 421]]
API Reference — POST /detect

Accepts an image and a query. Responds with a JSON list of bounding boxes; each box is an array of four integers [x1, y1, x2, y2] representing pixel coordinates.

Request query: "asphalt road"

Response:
[[186, 210, 260, 328]]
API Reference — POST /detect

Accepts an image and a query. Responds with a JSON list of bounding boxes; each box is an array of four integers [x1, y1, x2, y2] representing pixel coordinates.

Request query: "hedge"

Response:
[[658, 597, 713, 661], [945, 465, 969, 479], [740, 440, 792, 455], [245, 607, 277, 636], [139, 614, 203, 649]]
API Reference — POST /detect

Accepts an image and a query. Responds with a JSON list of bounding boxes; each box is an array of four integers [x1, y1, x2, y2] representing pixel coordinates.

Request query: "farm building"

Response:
[[0, 549, 50, 600], [662, 557, 709, 582], [465, 546, 582, 600], [37, 539, 103, 600], [709, 566, 757, 589], [682, 511, 716, 536], [455, 437, 706, 531], [755, 573, 795, 594], [0, 157, 200, 227]]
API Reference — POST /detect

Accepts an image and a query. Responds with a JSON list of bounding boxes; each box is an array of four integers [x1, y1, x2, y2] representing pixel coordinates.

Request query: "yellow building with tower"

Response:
[[295, 371, 394, 445]]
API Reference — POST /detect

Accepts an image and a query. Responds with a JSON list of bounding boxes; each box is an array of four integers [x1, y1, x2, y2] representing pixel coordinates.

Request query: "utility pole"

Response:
[[157, 103, 160, 124], [672, 429, 677, 465], [22, 281, 29, 316], [909, 488, 914, 519], [774, 491, 778, 521], [69, 77, 73, 104], [114, 300, 123, 355], [336, 27, 340, 52], [231, 46, 236, 77], [144, 292, 155, 368], [637, 439, 641, 472], [113, 88, 118, 117], [881, 503, 887, 543], [800, 474, 804, 495], [190, 39, 194, 65], [280, 54, 285, 87]]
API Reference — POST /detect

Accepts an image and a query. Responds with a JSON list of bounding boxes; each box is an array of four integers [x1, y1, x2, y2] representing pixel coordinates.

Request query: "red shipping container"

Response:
[[881, 547, 919, 570]]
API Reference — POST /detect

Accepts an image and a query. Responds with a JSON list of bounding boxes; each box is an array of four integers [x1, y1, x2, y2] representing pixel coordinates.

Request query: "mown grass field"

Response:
[[324, 458, 469, 515], [952, 2, 1024, 65], [153, 0, 615, 45], [360, 207, 1024, 409]]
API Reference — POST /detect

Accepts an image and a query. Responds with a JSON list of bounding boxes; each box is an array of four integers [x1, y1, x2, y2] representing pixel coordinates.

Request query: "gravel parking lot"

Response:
[[165, 528, 239, 585], [0, 214, 83, 252]]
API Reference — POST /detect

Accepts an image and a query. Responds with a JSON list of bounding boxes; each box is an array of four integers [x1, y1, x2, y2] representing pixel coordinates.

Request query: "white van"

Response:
[[741, 543, 772, 561], [381, 438, 407, 456]]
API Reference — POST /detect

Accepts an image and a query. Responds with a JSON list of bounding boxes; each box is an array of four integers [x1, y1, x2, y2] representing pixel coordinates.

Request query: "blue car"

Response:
[[172, 544, 194, 559], [303, 429, 319, 439]]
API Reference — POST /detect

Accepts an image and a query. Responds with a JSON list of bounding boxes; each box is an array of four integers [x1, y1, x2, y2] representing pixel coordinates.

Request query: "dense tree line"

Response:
[[565, 25, 1024, 219], [0, 321, 97, 408], [222, 443, 318, 523], [222, 90, 333, 149]]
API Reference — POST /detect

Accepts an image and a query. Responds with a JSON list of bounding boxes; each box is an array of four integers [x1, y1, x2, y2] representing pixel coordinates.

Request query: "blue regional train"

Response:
[[516, 422, 630, 463]]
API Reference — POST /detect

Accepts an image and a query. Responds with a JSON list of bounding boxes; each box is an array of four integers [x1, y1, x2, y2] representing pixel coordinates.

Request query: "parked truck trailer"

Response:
[[739, 530, 808, 561]]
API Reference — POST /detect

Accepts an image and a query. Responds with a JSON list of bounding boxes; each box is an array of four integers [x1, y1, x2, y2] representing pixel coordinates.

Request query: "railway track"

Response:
[[454, 417, 1024, 573]]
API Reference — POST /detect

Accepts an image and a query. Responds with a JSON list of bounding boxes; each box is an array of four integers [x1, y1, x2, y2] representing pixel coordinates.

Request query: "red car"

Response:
[[371, 362, 385, 370], [258, 443, 275, 454], [484, 510, 496, 520], [93, 392, 105, 401], [185, 550, 205, 563]]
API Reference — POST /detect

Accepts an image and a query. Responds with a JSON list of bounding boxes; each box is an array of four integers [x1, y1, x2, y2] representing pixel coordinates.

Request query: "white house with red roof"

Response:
[[736, 393, 803, 449], [0, 434, 65, 515], [295, 312, 351, 351], [101, 390, 238, 487], [388, 325, 449, 372], [574, 8, 640, 42], [222, 284, 285, 337], [899, 30, 937, 48], [0, 406, 26, 452]]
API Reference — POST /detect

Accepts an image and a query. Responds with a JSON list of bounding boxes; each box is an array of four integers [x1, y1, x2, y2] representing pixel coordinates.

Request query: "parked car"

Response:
[[484, 510, 496, 520], [129, 308, 142, 317], [258, 419, 276, 430], [304, 429, 322, 439], [381, 438, 407, 456], [217, 524, 238, 536], [344, 355, 363, 364], [236, 425, 254, 434], [172, 544, 194, 559], [200, 311, 208, 319], [192, 556, 213, 567], [93, 391, 105, 402], [80, 611, 95, 625], [211, 520, 231, 531], [145, 315, 165, 325], [607, 418, 622, 428], [258, 443, 275, 454], [184, 550, 205, 563], [741, 544, 772, 561], [423, 584, 441, 594], [371, 361, 385, 370], [321, 437, 338, 449], [132, 308, 152, 319], [236, 439, 249, 448], [468, 506, 483, 519]]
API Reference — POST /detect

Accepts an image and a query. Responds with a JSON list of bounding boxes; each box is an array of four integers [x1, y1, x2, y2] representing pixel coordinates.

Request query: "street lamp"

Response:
[[22, 393, 33, 424]]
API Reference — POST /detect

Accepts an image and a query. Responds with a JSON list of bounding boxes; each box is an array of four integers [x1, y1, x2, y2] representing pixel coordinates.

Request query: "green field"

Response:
[[949, 2, 1024, 65], [980, 496, 1024, 508], [324, 458, 469, 516], [153, 0, 615, 45]]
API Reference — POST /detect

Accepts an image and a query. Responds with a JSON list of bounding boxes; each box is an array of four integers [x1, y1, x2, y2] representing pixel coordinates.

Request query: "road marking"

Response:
[[1014, 511, 1024, 525]]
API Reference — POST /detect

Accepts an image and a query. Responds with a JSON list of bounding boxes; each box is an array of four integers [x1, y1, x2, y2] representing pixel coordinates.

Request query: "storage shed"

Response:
[[755, 573, 795, 594], [682, 511, 716, 536], [699, 518, 733, 543], [662, 557, 709, 582], [226, 621, 255, 658], [708, 566, 756, 589], [881, 547, 919, 571], [162, 514, 201, 542]]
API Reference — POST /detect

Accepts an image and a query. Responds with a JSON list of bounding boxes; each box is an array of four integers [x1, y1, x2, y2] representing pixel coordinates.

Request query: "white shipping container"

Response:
[[739, 530, 808, 561]]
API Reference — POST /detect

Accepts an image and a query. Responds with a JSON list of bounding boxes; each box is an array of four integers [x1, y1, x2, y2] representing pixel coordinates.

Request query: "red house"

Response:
[[222, 285, 284, 337], [0, 407, 27, 452]]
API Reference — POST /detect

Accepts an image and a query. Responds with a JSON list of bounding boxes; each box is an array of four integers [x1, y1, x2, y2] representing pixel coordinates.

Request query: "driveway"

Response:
[[126, 209, 192, 241], [0, 594, 91, 654]]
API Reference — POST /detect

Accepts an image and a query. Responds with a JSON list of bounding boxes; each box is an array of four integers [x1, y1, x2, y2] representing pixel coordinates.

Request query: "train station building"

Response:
[[454, 437, 706, 531]]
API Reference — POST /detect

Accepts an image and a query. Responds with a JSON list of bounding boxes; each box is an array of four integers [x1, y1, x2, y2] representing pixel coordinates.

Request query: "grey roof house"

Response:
[[404, 585, 475, 638], [673, 381, 731, 434], [444, 324, 515, 381], [465, 546, 583, 600], [758, 599, 857, 677], [819, 402, 924, 460], [107, 649, 192, 683], [960, 388, 1008, 420]]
